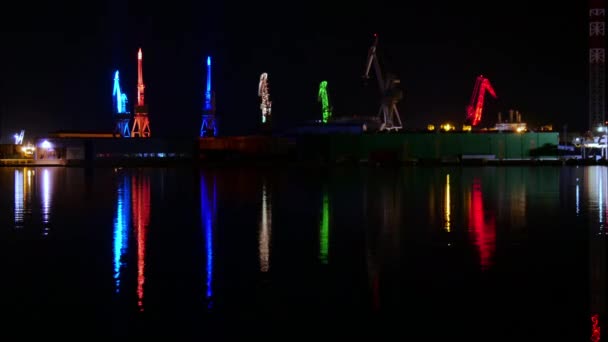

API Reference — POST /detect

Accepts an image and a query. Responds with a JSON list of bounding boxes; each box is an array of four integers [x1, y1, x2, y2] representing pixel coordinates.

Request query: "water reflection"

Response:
[[365, 171, 402, 312], [444, 174, 451, 232], [132, 172, 150, 312], [591, 314, 601, 342], [200, 172, 216, 308], [14, 169, 23, 227], [41, 168, 52, 236], [14, 168, 33, 229], [468, 178, 496, 271], [428, 182, 436, 226], [510, 179, 526, 231], [113, 174, 131, 293], [590, 228, 605, 342], [587, 166, 608, 234], [259, 182, 271, 272], [319, 185, 329, 264], [589, 169, 606, 341], [576, 178, 580, 216]]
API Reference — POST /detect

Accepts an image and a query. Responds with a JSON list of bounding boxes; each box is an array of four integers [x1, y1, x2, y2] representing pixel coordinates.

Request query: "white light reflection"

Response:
[[576, 178, 580, 216], [259, 182, 271, 272], [42, 169, 51, 236], [14, 169, 23, 228], [599, 172, 603, 224]]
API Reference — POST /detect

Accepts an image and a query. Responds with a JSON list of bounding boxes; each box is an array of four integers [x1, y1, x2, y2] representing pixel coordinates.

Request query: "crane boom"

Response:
[[363, 34, 385, 94], [466, 75, 497, 126]]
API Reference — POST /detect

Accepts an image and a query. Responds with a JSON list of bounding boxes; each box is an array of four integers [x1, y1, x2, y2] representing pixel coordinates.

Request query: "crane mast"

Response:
[[465, 75, 497, 127], [363, 34, 403, 132]]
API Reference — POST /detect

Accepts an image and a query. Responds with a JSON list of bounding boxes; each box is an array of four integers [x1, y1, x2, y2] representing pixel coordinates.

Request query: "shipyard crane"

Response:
[[466, 75, 497, 127], [318, 80, 332, 123], [363, 34, 403, 131], [13, 130, 24, 145], [259, 72, 271, 124]]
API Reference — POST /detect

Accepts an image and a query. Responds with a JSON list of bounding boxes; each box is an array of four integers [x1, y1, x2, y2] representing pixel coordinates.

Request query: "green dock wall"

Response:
[[297, 132, 558, 162]]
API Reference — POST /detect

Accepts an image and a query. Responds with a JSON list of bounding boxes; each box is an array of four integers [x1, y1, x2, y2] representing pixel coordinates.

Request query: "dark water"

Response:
[[0, 165, 605, 339]]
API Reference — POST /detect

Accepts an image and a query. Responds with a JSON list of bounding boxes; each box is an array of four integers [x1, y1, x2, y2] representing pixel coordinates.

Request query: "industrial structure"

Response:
[[258, 72, 271, 124], [201, 56, 217, 137], [0, 33, 566, 165], [363, 34, 403, 132], [590, 0, 606, 131], [495, 110, 527, 132], [131, 48, 151, 138], [318, 81, 332, 123], [13, 130, 24, 145], [113, 70, 131, 137], [465, 75, 497, 127]]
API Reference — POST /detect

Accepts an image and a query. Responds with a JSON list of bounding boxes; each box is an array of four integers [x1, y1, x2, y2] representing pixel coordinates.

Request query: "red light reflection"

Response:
[[132, 174, 150, 312], [592, 314, 601, 342], [468, 179, 496, 271]]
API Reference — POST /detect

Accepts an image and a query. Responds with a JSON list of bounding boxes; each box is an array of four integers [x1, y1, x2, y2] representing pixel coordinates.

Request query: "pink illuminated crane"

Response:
[[466, 75, 497, 127]]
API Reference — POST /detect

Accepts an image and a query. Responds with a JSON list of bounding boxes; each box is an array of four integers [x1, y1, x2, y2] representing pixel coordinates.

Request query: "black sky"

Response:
[[0, 1, 592, 140]]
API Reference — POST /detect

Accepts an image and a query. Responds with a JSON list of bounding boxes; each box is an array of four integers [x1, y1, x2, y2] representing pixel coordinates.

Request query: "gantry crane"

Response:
[[466, 75, 497, 127], [363, 34, 403, 132]]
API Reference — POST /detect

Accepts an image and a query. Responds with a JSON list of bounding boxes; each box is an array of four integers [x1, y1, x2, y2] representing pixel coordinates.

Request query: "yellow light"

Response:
[[440, 123, 453, 132], [21, 145, 35, 156], [516, 127, 525, 133], [462, 125, 472, 132], [427, 124, 435, 131]]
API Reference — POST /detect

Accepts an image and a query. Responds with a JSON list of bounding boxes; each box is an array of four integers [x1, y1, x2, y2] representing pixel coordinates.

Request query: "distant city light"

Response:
[[40, 140, 52, 149]]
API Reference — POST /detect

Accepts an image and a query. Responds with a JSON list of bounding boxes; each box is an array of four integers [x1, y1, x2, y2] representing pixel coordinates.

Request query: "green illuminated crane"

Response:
[[318, 81, 332, 123]]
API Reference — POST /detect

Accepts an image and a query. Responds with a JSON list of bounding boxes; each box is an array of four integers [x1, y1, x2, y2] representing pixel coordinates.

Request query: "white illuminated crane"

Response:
[[259, 73, 271, 124], [14, 130, 24, 145], [363, 34, 403, 132]]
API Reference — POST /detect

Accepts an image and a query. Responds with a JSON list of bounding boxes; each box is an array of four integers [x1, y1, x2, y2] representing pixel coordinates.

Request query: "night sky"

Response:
[[0, 1, 591, 141]]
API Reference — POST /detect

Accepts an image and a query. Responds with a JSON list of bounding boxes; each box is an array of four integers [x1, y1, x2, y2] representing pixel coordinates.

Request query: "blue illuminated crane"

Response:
[[201, 56, 217, 137], [113, 70, 131, 137]]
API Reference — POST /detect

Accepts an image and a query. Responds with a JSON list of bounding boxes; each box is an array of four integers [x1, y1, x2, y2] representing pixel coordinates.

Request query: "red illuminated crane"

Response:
[[131, 48, 151, 138], [465, 75, 497, 127]]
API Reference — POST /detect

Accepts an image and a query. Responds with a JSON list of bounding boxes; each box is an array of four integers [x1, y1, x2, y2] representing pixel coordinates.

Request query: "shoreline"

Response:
[[0, 157, 604, 167]]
